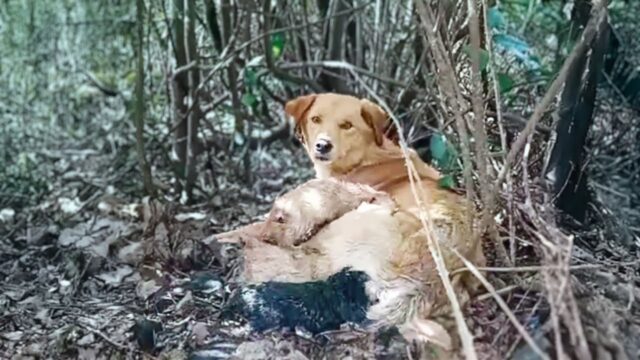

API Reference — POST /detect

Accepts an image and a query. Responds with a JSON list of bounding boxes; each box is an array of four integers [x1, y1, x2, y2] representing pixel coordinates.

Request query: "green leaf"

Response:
[[243, 68, 258, 90], [497, 73, 514, 93], [438, 175, 455, 190], [430, 133, 458, 172], [493, 34, 540, 70], [241, 93, 257, 109], [487, 6, 506, 30], [270, 32, 286, 59], [430, 133, 448, 161], [463, 45, 490, 72]]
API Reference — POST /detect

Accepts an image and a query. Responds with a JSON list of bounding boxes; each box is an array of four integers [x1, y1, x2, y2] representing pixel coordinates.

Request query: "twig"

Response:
[[262, 0, 323, 92], [280, 61, 409, 88], [467, 0, 491, 216], [451, 248, 551, 360], [474, 284, 519, 301], [77, 323, 131, 353], [351, 69, 479, 360], [451, 263, 601, 276], [478, 4, 607, 236], [415, 0, 478, 210], [485, 110, 552, 136], [172, 60, 198, 78]]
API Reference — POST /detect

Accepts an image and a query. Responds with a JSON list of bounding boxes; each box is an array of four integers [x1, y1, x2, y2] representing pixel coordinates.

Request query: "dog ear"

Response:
[[360, 99, 397, 146], [284, 94, 317, 141]]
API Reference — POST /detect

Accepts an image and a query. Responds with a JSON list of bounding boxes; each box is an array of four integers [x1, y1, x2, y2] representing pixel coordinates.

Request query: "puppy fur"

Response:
[[219, 205, 454, 349], [260, 178, 395, 247]]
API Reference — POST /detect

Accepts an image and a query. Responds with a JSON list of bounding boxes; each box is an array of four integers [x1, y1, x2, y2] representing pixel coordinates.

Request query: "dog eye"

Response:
[[311, 116, 321, 124], [339, 121, 353, 130]]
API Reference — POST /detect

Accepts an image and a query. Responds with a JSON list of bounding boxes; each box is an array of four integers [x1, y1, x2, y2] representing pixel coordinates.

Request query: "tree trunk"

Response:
[[183, 0, 202, 202], [171, 0, 201, 202], [545, 9, 609, 222], [134, 0, 155, 196], [318, 0, 351, 94], [204, 0, 223, 53]]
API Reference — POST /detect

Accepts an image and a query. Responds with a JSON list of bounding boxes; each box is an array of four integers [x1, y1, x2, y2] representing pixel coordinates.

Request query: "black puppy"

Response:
[[225, 268, 371, 334]]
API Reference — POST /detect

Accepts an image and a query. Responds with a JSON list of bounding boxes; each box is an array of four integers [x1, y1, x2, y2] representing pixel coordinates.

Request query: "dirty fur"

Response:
[[260, 178, 394, 247], [283, 93, 488, 348], [216, 178, 485, 351]]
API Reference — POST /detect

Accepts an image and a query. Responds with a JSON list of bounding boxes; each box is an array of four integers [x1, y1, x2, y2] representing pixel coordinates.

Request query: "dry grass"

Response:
[[359, 1, 638, 358]]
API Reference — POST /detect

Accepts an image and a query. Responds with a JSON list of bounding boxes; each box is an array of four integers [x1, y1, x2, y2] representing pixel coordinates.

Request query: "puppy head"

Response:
[[260, 179, 393, 247], [284, 94, 395, 176], [260, 190, 314, 248]]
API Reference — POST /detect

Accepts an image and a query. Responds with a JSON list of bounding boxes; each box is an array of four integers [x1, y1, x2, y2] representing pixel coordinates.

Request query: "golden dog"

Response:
[[213, 94, 487, 352], [284, 93, 486, 292]]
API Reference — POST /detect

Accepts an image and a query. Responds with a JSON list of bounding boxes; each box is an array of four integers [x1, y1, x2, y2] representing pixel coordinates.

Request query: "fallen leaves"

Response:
[[58, 197, 83, 215], [0, 208, 15, 222], [95, 265, 138, 286], [58, 217, 137, 258]]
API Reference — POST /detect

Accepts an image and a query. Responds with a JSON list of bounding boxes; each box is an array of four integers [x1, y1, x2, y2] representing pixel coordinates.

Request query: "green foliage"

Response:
[[493, 33, 541, 71], [270, 32, 286, 59], [243, 68, 258, 89], [430, 133, 460, 189], [463, 45, 490, 72], [241, 92, 258, 109], [242, 67, 260, 113], [487, 6, 507, 30], [483, 3, 562, 99], [437, 175, 456, 190], [497, 73, 515, 93]]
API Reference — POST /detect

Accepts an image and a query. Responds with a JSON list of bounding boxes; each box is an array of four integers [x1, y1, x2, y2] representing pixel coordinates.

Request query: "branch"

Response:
[[262, 0, 323, 92], [280, 61, 409, 87], [82, 71, 119, 97], [347, 64, 479, 360], [478, 3, 608, 234]]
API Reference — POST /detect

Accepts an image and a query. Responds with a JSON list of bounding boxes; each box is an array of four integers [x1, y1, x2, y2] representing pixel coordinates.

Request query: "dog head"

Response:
[[285, 93, 397, 177]]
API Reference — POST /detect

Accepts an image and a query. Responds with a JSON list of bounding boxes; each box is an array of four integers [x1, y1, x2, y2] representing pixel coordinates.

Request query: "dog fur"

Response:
[[213, 93, 487, 351], [217, 194, 454, 347], [284, 93, 441, 185], [259, 178, 394, 247], [284, 93, 486, 290], [216, 178, 487, 350]]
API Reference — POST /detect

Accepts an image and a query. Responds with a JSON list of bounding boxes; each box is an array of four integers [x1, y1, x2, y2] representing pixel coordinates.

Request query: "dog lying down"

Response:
[[216, 179, 485, 351]]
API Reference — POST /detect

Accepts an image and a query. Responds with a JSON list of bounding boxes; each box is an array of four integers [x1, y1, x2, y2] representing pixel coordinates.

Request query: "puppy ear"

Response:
[[284, 94, 317, 141], [360, 99, 396, 146]]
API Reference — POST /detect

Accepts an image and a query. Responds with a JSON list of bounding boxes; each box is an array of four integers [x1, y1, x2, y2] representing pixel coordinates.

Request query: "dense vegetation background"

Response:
[[0, 0, 638, 358]]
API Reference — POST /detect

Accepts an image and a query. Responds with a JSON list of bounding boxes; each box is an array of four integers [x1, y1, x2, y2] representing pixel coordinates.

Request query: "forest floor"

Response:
[[1, 96, 639, 359]]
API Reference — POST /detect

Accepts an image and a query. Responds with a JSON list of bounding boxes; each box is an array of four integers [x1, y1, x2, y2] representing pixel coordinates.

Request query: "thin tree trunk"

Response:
[[183, 0, 202, 202], [221, 0, 243, 138], [545, 9, 609, 222], [172, 0, 188, 197], [204, 0, 223, 53], [134, 0, 155, 196], [318, 0, 351, 94]]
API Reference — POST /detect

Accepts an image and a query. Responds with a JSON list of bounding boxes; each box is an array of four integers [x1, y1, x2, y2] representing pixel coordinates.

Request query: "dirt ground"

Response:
[[1, 95, 639, 359]]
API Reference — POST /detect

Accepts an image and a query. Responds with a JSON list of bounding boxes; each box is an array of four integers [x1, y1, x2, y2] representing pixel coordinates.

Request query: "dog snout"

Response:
[[314, 139, 333, 155]]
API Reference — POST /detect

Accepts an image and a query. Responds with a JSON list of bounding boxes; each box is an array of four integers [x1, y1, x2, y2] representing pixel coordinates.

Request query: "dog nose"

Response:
[[315, 139, 333, 154]]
